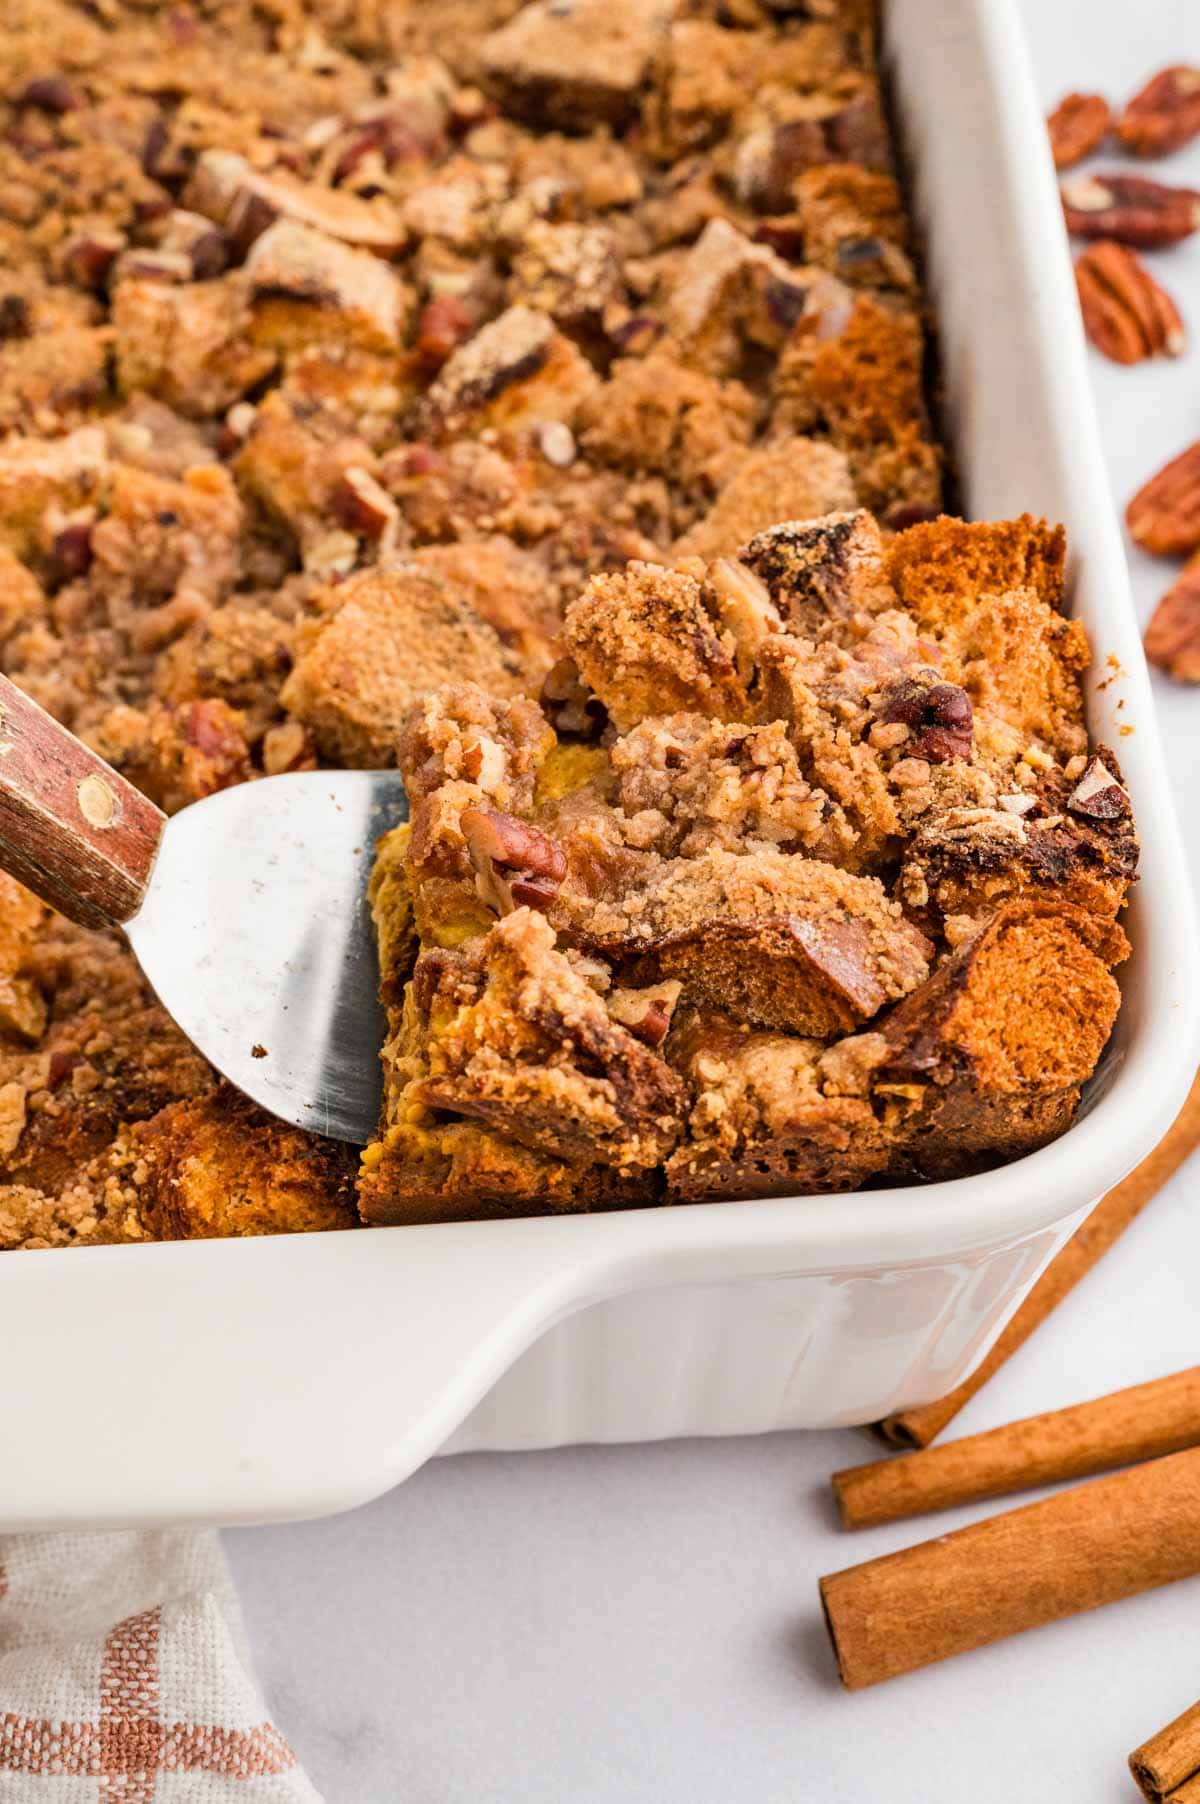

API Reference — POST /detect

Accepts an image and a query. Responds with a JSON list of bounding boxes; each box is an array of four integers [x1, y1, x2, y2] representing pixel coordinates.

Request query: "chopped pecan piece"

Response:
[[1127, 441, 1200, 555], [878, 678, 973, 764], [333, 467, 399, 549], [1075, 242, 1184, 364], [1116, 66, 1200, 159], [52, 516, 95, 579], [1046, 92, 1111, 169], [1144, 554, 1200, 683], [186, 150, 406, 257], [416, 295, 475, 369], [64, 230, 125, 293], [1062, 172, 1200, 248], [158, 211, 229, 281], [460, 808, 567, 916], [1066, 755, 1131, 820], [605, 980, 683, 1049]]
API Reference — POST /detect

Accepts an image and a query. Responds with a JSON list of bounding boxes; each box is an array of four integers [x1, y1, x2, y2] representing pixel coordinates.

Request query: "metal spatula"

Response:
[[0, 672, 406, 1143]]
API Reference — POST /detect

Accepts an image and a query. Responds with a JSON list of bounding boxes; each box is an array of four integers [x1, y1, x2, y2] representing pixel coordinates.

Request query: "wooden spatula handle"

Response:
[[0, 673, 166, 929]]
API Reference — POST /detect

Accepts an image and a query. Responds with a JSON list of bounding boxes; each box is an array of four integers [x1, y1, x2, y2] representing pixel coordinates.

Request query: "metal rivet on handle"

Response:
[[77, 774, 119, 830]]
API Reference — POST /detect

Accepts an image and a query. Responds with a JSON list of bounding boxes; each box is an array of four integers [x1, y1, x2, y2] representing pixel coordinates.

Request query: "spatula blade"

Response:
[[125, 770, 407, 1144]]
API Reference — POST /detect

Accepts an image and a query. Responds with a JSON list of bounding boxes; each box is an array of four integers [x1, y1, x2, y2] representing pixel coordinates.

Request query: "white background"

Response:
[[226, 4, 1200, 1796]]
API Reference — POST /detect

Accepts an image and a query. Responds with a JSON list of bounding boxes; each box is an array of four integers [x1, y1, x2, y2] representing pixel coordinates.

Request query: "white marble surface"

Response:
[[226, 4, 1200, 1797]]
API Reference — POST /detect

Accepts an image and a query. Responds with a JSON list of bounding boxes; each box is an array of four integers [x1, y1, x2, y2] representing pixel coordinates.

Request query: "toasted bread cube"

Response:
[[664, 217, 817, 374], [403, 908, 684, 1168], [112, 276, 275, 419], [665, 1012, 888, 1202], [413, 538, 560, 679], [509, 221, 623, 328], [951, 587, 1089, 761], [676, 444, 857, 563], [186, 149, 406, 257], [245, 221, 412, 355], [876, 901, 1127, 1179], [0, 426, 108, 561], [419, 304, 598, 438], [793, 294, 943, 518], [898, 768, 1137, 932], [564, 561, 749, 731], [0, 324, 110, 434], [887, 513, 1068, 631], [580, 847, 932, 1037], [480, 0, 673, 129], [282, 562, 536, 766], [90, 462, 242, 603], [129, 1090, 358, 1239], [790, 164, 914, 289], [578, 349, 755, 493], [738, 507, 895, 634], [654, 20, 851, 159]]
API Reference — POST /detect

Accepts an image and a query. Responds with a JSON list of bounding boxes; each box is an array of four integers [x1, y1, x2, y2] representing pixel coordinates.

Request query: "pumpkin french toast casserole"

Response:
[[0, 0, 1136, 1245]]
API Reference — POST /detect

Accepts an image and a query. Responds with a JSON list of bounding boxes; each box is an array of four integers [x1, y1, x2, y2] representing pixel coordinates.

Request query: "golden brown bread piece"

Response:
[[564, 561, 749, 731], [397, 908, 684, 1170], [282, 561, 551, 766], [127, 1090, 359, 1239], [888, 513, 1067, 630], [874, 900, 1128, 1180], [665, 1011, 888, 1204]]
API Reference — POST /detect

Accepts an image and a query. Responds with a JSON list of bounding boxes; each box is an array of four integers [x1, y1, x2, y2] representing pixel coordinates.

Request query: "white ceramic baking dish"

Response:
[[0, 0, 1196, 1530]]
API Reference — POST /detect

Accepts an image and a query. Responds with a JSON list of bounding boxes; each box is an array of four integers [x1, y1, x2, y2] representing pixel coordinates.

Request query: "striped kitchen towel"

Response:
[[0, 1529, 319, 1801]]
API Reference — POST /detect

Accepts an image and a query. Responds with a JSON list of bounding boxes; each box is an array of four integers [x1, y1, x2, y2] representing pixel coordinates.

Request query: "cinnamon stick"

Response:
[[877, 1071, 1200, 1448], [1131, 1697, 1200, 1802], [835, 1366, 1200, 1528], [819, 1445, 1200, 1689]]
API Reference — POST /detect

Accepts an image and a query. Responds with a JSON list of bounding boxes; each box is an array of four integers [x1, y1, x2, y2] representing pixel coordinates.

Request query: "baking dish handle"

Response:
[[0, 1216, 626, 1529]]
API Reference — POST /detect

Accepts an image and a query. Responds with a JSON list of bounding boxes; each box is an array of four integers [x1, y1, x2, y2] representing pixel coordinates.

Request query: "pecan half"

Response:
[[1116, 66, 1200, 159], [1047, 92, 1111, 169], [1067, 755, 1131, 820], [333, 467, 399, 549], [1075, 242, 1185, 364], [605, 980, 683, 1050], [1127, 441, 1200, 555], [1144, 553, 1200, 683], [879, 679, 973, 764], [1062, 173, 1200, 248], [460, 807, 567, 916]]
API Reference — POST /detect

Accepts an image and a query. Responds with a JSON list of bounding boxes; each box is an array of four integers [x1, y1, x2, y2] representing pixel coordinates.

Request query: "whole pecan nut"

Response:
[[1116, 66, 1200, 159], [1062, 173, 1200, 248], [460, 807, 567, 916], [1047, 92, 1112, 170], [1127, 441, 1200, 555], [1075, 242, 1185, 364], [1144, 554, 1200, 683]]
